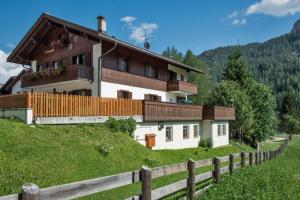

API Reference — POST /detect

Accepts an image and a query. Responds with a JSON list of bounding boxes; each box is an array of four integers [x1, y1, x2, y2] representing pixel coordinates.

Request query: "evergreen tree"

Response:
[[162, 46, 183, 62]]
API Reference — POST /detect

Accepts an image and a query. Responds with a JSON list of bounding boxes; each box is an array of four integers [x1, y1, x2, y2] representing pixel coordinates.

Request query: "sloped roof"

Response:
[[7, 13, 203, 73]]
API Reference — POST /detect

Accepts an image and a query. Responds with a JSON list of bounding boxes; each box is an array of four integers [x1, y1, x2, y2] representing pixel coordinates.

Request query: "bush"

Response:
[[97, 143, 114, 156], [199, 138, 212, 148], [104, 117, 137, 137]]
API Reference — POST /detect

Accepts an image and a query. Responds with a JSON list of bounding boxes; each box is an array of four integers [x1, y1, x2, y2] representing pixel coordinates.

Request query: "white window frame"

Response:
[[193, 125, 199, 138], [183, 125, 189, 139], [166, 126, 173, 142]]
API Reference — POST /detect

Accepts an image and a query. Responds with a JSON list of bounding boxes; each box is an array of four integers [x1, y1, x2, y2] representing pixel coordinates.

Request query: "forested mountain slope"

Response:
[[199, 19, 300, 109]]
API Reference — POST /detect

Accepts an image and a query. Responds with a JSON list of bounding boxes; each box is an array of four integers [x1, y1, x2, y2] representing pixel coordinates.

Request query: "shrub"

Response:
[[199, 138, 212, 148], [104, 117, 137, 137], [97, 143, 113, 156]]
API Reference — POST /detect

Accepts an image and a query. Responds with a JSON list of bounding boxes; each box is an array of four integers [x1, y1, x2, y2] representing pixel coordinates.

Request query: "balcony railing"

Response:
[[167, 80, 198, 94], [21, 65, 93, 87], [143, 100, 203, 121], [203, 106, 236, 120]]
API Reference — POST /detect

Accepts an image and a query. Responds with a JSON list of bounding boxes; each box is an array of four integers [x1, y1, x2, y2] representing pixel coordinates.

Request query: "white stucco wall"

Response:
[[11, 80, 22, 94], [101, 81, 185, 103], [202, 120, 229, 148], [134, 121, 201, 150]]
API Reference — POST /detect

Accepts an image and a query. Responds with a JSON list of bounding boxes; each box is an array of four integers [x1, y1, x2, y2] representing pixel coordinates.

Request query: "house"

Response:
[[2, 13, 235, 149], [0, 70, 25, 95]]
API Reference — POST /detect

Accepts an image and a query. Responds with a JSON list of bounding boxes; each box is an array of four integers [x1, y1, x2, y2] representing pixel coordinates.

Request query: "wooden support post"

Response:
[[259, 152, 262, 165], [240, 152, 245, 167], [213, 157, 221, 183], [262, 152, 265, 163], [141, 166, 152, 200], [229, 154, 234, 174], [266, 151, 269, 161], [22, 183, 39, 200], [188, 159, 196, 200], [249, 152, 253, 165], [255, 152, 259, 165]]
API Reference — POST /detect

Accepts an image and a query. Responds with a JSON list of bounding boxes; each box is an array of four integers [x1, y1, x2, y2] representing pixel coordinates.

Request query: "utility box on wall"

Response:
[[145, 134, 156, 148]]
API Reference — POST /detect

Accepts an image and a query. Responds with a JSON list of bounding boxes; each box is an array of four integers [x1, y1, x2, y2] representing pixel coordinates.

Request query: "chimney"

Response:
[[97, 16, 106, 34]]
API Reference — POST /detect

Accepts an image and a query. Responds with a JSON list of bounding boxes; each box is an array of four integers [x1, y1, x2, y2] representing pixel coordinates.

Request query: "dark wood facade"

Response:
[[143, 100, 203, 121], [167, 80, 198, 94], [202, 106, 236, 120]]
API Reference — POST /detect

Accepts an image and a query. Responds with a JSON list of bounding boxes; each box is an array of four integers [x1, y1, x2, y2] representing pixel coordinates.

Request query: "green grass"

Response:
[[197, 136, 300, 200], [0, 119, 255, 199]]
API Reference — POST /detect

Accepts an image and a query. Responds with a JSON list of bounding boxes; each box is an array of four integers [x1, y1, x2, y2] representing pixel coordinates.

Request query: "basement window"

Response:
[[217, 124, 226, 136], [183, 125, 189, 139], [166, 126, 173, 142], [117, 90, 132, 99], [144, 94, 161, 101]]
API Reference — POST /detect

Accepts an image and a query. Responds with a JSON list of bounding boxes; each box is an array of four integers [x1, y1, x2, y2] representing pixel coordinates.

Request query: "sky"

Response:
[[1, 0, 300, 83]]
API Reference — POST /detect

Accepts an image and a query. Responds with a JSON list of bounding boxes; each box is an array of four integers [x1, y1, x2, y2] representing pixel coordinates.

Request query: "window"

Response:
[[144, 94, 161, 101], [169, 70, 177, 81], [166, 126, 173, 142], [117, 90, 132, 99], [193, 125, 199, 138], [118, 57, 129, 72], [180, 74, 185, 81], [144, 64, 158, 78], [72, 54, 86, 65], [183, 125, 189, 139], [217, 124, 226, 136], [52, 60, 62, 69]]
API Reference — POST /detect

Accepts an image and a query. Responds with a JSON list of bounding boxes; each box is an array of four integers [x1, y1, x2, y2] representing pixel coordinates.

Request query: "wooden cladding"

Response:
[[0, 93, 142, 117], [21, 65, 93, 87], [167, 80, 198, 94], [102, 68, 167, 91], [203, 106, 236, 120], [143, 100, 203, 121]]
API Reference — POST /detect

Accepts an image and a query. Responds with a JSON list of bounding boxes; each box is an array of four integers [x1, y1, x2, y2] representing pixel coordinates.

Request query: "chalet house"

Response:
[[1, 13, 235, 149]]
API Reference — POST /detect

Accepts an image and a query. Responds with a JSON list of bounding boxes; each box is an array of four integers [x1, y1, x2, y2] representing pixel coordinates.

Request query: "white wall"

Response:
[[134, 121, 201, 150], [101, 81, 185, 103], [11, 80, 22, 94], [202, 120, 229, 148]]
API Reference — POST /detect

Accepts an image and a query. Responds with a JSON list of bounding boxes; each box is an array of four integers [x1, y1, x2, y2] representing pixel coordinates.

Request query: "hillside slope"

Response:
[[0, 119, 254, 199], [199, 19, 300, 108]]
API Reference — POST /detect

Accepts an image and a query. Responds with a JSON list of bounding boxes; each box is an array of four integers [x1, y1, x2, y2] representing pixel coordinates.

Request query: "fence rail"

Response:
[[0, 93, 143, 117], [0, 139, 289, 200]]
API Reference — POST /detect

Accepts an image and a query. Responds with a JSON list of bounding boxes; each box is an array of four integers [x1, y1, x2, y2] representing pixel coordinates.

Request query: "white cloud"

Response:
[[247, 0, 300, 17], [0, 50, 23, 83], [227, 10, 238, 19], [120, 16, 136, 26], [6, 43, 15, 49], [129, 23, 158, 43], [232, 18, 247, 26]]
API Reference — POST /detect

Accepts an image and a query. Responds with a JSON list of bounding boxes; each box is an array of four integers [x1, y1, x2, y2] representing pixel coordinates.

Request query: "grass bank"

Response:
[[0, 119, 255, 199], [198, 136, 300, 200]]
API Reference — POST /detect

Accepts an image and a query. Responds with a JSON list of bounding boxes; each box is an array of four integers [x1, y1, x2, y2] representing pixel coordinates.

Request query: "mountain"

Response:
[[199, 19, 300, 110]]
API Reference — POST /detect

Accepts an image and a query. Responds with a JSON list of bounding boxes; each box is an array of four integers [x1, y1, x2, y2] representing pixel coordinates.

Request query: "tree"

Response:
[[205, 81, 254, 143], [282, 115, 300, 139], [281, 90, 299, 117], [222, 47, 252, 88], [162, 46, 183, 62], [247, 81, 277, 143], [183, 50, 212, 104]]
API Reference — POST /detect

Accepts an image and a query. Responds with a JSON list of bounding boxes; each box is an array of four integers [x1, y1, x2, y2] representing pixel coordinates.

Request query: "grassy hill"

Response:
[[0, 119, 257, 199], [198, 136, 300, 200]]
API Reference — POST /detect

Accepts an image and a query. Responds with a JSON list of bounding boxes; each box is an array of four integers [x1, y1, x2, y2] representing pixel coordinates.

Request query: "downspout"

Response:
[[97, 41, 117, 97]]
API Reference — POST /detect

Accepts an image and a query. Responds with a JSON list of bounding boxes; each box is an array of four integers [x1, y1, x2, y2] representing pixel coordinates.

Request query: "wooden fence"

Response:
[[0, 93, 143, 117], [0, 139, 289, 200]]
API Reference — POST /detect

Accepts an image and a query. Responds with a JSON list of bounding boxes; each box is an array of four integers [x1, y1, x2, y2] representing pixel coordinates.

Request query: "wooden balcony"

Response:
[[203, 106, 236, 120], [143, 100, 203, 121], [102, 68, 167, 91], [21, 65, 93, 87], [167, 80, 198, 95]]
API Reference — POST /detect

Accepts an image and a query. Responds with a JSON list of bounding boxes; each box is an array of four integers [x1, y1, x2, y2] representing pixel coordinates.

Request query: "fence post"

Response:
[[249, 152, 253, 165], [26, 93, 32, 108], [259, 152, 262, 165], [240, 152, 245, 167], [229, 154, 234, 174], [188, 159, 196, 200], [255, 152, 259, 165], [213, 157, 221, 183], [263, 152, 266, 163], [141, 166, 152, 200], [22, 183, 39, 200]]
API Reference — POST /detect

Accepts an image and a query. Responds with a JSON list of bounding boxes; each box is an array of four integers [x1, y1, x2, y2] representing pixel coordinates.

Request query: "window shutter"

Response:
[[117, 90, 122, 98], [128, 91, 132, 99], [144, 94, 150, 100]]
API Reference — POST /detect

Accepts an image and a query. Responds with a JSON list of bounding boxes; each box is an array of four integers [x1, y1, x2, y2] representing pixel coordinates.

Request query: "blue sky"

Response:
[[1, 0, 300, 83]]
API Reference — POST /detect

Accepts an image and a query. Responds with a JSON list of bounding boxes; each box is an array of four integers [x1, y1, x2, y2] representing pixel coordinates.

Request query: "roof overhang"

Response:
[[7, 13, 203, 73]]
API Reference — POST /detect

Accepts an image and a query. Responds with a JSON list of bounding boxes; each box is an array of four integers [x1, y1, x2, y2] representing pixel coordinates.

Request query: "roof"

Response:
[[0, 70, 25, 93], [7, 13, 203, 73]]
